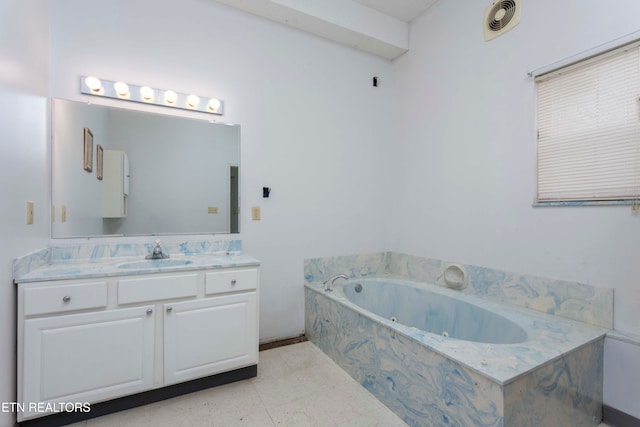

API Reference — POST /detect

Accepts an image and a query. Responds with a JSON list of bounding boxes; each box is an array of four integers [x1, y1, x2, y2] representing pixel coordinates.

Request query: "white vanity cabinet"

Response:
[[16, 266, 259, 423]]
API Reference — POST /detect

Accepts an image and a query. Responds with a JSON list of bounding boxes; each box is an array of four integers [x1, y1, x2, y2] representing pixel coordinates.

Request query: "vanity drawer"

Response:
[[205, 268, 257, 295], [118, 273, 198, 305], [23, 282, 108, 316]]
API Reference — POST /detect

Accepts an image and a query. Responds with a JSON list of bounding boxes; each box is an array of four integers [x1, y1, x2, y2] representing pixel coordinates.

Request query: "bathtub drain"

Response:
[[354, 283, 363, 293], [390, 316, 397, 323], [442, 331, 449, 337]]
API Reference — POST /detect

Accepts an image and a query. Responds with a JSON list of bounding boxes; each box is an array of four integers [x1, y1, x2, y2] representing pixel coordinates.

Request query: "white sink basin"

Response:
[[118, 259, 193, 269]]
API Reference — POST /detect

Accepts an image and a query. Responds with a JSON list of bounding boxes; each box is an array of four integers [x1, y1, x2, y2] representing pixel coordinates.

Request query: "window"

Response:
[[535, 41, 640, 204]]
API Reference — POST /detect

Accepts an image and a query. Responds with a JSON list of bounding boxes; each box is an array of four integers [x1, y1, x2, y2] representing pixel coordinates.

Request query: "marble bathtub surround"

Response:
[[13, 239, 249, 282], [305, 278, 606, 427], [304, 251, 613, 329], [310, 277, 606, 384], [304, 252, 390, 285]]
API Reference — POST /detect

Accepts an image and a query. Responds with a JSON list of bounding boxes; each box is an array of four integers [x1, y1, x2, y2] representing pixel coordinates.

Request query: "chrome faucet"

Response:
[[146, 239, 170, 259], [323, 274, 349, 291]]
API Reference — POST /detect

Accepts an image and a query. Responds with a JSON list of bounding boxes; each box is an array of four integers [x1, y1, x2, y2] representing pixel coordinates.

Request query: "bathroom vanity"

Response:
[[13, 242, 259, 425]]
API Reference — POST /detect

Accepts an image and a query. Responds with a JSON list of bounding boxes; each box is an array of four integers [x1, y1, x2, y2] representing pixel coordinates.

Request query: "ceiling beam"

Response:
[[215, 0, 409, 60]]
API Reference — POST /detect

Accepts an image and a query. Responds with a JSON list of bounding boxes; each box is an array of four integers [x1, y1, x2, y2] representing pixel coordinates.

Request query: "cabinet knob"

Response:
[[62, 295, 71, 303], [166, 307, 173, 313], [231, 279, 237, 286], [146, 309, 153, 315]]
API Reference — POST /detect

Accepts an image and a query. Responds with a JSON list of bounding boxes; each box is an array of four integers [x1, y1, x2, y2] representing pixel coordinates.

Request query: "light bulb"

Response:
[[187, 94, 200, 108], [164, 90, 177, 104], [140, 86, 154, 101], [114, 81, 129, 96], [85, 76, 102, 92], [207, 98, 221, 111]]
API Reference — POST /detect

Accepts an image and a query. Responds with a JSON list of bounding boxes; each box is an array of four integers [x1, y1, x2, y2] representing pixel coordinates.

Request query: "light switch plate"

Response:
[[251, 206, 261, 221], [26, 202, 34, 225]]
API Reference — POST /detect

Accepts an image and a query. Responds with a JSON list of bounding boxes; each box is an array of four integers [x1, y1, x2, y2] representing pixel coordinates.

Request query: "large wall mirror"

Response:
[[51, 99, 240, 238]]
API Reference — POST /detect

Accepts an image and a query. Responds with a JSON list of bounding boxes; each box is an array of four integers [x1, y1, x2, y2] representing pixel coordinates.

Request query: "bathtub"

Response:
[[305, 277, 606, 427]]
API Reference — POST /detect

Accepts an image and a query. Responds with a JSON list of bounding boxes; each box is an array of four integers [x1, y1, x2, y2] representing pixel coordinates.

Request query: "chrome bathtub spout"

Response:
[[146, 239, 170, 260], [323, 274, 349, 291]]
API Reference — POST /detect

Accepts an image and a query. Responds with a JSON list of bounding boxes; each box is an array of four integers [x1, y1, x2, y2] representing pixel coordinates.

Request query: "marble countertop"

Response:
[[15, 253, 260, 283], [13, 240, 259, 283]]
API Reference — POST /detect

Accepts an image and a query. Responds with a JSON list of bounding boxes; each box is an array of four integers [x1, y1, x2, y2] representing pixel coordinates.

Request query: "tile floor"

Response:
[[67, 341, 612, 427], [68, 342, 406, 426]]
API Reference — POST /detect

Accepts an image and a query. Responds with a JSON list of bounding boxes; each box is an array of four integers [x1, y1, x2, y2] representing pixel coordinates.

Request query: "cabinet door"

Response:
[[21, 306, 155, 420], [164, 292, 257, 385]]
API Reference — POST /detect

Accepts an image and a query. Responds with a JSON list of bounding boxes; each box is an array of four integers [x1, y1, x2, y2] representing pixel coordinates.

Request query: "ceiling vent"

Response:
[[483, 0, 522, 41]]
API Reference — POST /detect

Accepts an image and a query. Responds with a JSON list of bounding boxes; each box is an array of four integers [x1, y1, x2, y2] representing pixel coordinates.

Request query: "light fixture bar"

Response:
[[80, 76, 224, 116]]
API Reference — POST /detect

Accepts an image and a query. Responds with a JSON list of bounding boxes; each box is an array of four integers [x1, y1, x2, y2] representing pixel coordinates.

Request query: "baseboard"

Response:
[[18, 365, 257, 427], [603, 405, 640, 427], [259, 334, 307, 351]]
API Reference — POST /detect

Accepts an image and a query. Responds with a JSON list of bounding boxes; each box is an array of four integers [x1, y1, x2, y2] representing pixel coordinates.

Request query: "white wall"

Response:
[[49, 0, 394, 342], [0, 1, 50, 426], [391, 0, 640, 418], [604, 336, 640, 420]]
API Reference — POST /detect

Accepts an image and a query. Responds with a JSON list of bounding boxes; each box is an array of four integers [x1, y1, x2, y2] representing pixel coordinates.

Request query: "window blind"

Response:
[[536, 43, 640, 202]]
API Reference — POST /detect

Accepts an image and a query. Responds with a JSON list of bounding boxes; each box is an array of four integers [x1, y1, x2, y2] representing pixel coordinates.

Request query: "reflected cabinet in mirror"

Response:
[[52, 99, 240, 238]]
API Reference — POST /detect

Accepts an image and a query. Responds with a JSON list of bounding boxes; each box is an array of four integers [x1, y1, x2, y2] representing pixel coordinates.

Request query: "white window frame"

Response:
[[534, 40, 640, 206]]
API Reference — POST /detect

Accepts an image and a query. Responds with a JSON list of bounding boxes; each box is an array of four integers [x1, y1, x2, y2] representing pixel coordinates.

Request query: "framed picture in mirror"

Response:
[[83, 127, 93, 172], [96, 144, 103, 180]]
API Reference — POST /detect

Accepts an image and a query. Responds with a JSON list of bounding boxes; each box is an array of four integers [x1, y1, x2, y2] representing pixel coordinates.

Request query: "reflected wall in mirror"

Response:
[[52, 99, 240, 238]]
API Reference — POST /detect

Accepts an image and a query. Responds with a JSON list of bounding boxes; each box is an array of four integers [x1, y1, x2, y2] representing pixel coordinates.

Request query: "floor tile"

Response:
[[63, 342, 405, 427]]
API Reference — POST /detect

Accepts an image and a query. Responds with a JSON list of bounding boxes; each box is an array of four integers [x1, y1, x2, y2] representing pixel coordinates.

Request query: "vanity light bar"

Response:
[[80, 76, 224, 116]]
